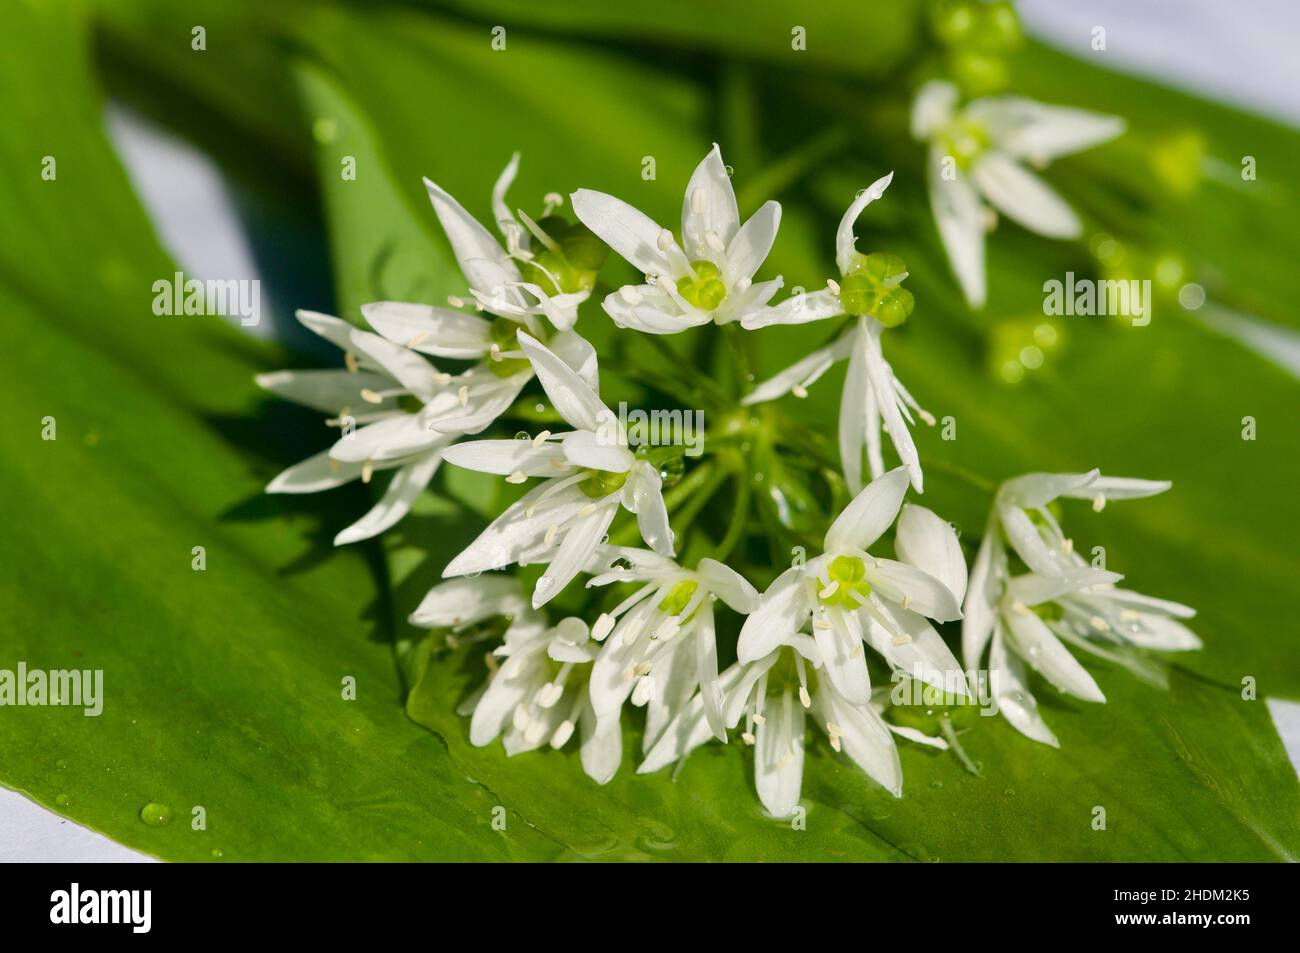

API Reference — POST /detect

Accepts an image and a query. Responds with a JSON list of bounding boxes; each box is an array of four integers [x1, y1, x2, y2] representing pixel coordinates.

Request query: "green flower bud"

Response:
[[677, 259, 728, 310], [839, 253, 915, 326]]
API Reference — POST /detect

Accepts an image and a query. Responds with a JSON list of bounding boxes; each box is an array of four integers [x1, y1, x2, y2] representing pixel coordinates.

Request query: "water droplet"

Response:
[[211, 848, 224, 859], [724, 165, 735, 177], [55, 793, 70, 807], [139, 802, 173, 827], [55, 759, 67, 770], [1003, 788, 1016, 797], [515, 431, 531, 441], [929, 780, 944, 790]]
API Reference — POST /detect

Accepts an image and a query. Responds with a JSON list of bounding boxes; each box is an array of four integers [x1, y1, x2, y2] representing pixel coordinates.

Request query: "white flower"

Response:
[[452, 592, 621, 784], [963, 469, 1200, 746], [583, 547, 759, 748], [911, 80, 1125, 308], [571, 144, 783, 333], [361, 156, 605, 435], [640, 638, 947, 817], [257, 309, 459, 545], [440, 332, 674, 608], [740, 174, 932, 492], [737, 468, 965, 709]]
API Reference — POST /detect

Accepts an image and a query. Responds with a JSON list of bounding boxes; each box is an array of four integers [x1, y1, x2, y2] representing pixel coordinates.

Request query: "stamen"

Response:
[[704, 231, 725, 253], [457, 385, 470, 406], [619, 286, 643, 305], [408, 331, 429, 348], [690, 188, 708, 215], [506, 470, 528, 484], [361, 461, 374, 484], [1092, 494, 1107, 512], [792, 384, 809, 399], [892, 634, 913, 646], [532, 430, 551, 447], [448, 295, 466, 308], [344, 351, 359, 373], [657, 229, 676, 252], [826, 278, 841, 295], [359, 388, 383, 405], [543, 523, 558, 546], [592, 613, 615, 641]]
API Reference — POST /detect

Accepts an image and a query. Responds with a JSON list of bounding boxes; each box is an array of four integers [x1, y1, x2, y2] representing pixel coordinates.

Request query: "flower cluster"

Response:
[[260, 128, 1195, 819]]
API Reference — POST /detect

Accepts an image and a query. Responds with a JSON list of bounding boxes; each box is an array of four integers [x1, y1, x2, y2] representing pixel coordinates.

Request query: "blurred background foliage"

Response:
[[1, 0, 1297, 860]]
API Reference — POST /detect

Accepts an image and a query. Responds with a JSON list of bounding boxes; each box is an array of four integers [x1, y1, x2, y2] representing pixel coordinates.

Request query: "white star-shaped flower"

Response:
[[741, 173, 932, 492], [571, 144, 784, 333], [737, 468, 965, 709], [440, 332, 673, 608], [258, 309, 462, 545], [963, 470, 1200, 746], [583, 547, 759, 747], [912, 79, 1125, 308]]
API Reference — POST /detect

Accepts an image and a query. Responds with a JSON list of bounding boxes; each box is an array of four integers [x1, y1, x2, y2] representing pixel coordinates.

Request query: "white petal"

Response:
[[865, 599, 967, 697], [696, 558, 759, 613], [910, 79, 959, 139], [813, 606, 872, 706], [740, 288, 844, 329], [997, 504, 1070, 578], [626, 462, 674, 556], [895, 503, 967, 603], [755, 688, 804, 818], [548, 329, 601, 392], [334, 453, 440, 545], [722, 200, 780, 286], [562, 430, 633, 473], [601, 286, 702, 335], [815, 683, 902, 796], [961, 526, 1004, 668], [990, 624, 1059, 747], [423, 176, 521, 298], [1003, 604, 1105, 702], [862, 320, 922, 491], [1063, 475, 1171, 501], [736, 567, 811, 662], [838, 323, 869, 493], [835, 172, 894, 275], [1126, 613, 1202, 651], [824, 465, 910, 552], [722, 654, 781, 728], [532, 501, 618, 607], [361, 301, 492, 359], [428, 369, 530, 436], [469, 656, 540, 747], [640, 663, 747, 773], [295, 309, 358, 351], [587, 601, 654, 718], [491, 152, 521, 241], [256, 369, 396, 415], [970, 153, 1081, 239], [517, 331, 613, 434], [974, 97, 1125, 162], [1006, 568, 1122, 606], [1097, 588, 1195, 619], [693, 602, 726, 740], [1000, 470, 1099, 508], [714, 275, 784, 326], [409, 576, 526, 627], [330, 414, 441, 463], [443, 480, 589, 576], [570, 188, 673, 277], [349, 329, 440, 402], [579, 703, 623, 785], [927, 149, 986, 308], [267, 449, 367, 493], [442, 438, 570, 476], [681, 143, 740, 252]]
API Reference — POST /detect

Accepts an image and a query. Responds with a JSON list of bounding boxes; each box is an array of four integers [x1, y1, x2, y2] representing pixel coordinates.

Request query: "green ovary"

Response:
[[657, 579, 699, 616], [518, 217, 608, 297], [580, 467, 628, 499], [487, 316, 533, 378], [819, 555, 873, 609], [840, 253, 915, 327], [676, 260, 728, 310], [941, 117, 990, 169]]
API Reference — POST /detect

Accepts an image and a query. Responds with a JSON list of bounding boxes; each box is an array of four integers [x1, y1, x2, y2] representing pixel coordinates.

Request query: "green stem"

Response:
[[925, 457, 997, 496], [713, 469, 752, 563]]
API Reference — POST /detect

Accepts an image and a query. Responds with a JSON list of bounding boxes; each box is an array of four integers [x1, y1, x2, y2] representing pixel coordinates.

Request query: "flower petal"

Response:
[[696, 558, 759, 613], [813, 606, 872, 705], [517, 331, 614, 433], [970, 152, 1081, 239], [755, 687, 805, 818], [532, 500, 619, 608], [423, 176, 521, 297], [815, 682, 902, 796], [443, 480, 590, 576], [626, 461, 674, 556], [838, 323, 869, 493], [256, 369, 397, 415], [570, 188, 673, 277], [864, 599, 967, 697], [722, 200, 780, 286], [927, 148, 986, 308], [681, 143, 741, 253], [1003, 604, 1106, 702], [740, 331, 851, 406], [334, 453, 441, 545], [266, 449, 366, 494], [442, 437, 571, 477], [824, 465, 910, 552], [361, 301, 492, 359], [579, 703, 623, 785], [989, 623, 1059, 746], [910, 79, 959, 139], [961, 525, 1005, 668], [409, 576, 527, 628], [895, 503, 967, 604], [835, 172, 894, 275], [740, 288, 844, 329], [736, 567, 811, 662]]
